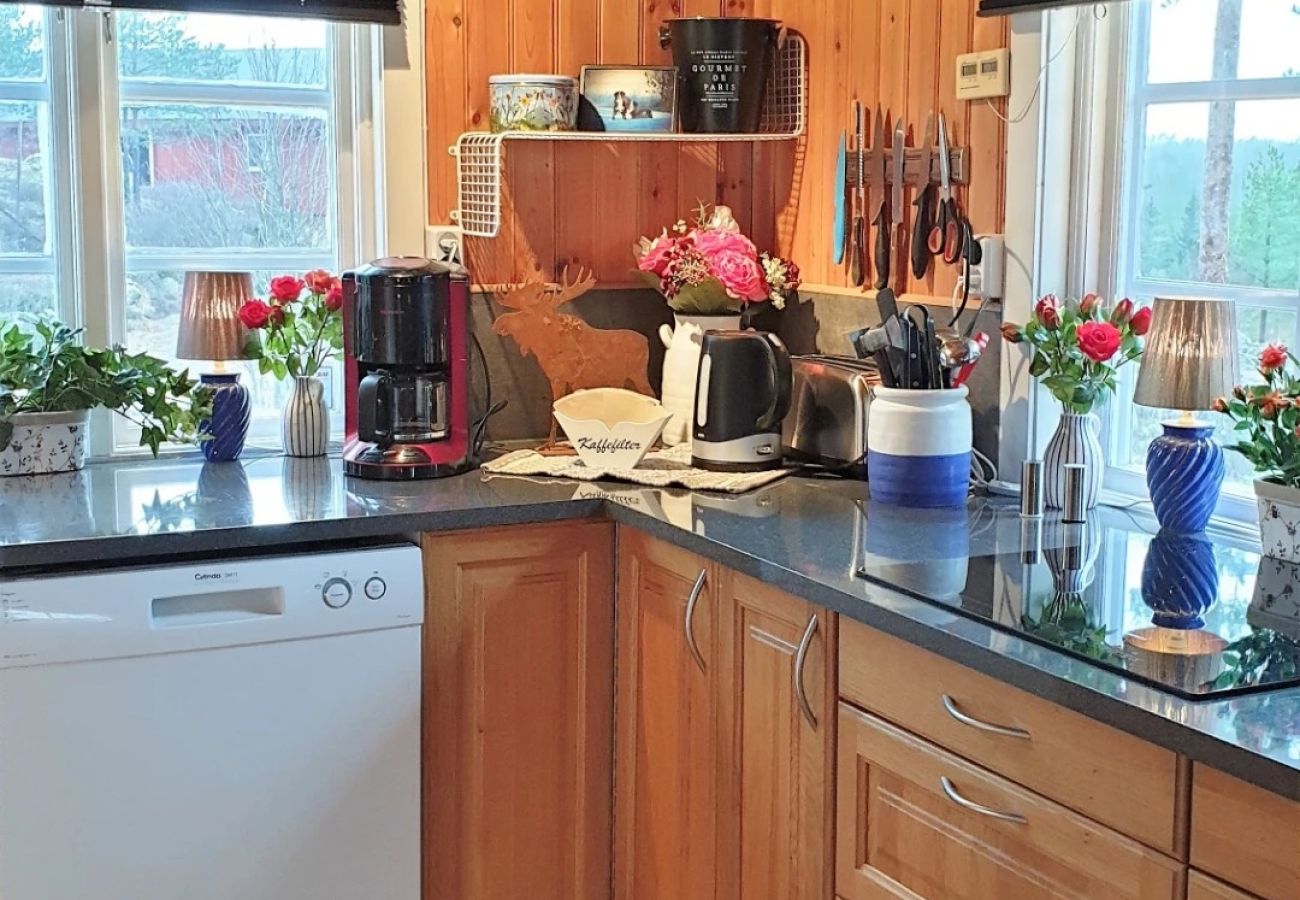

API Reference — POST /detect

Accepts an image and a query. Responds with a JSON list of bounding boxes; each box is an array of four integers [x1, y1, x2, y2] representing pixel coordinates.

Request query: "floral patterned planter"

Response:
[[1255, 480, 1300, 564], [0, 410, 90, 477]]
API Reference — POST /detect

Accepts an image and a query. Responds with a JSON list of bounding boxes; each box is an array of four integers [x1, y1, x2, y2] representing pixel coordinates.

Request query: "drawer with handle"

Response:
[[1191, 766, 1300, 900], [839, 619, 1180, 853], [835, 704, 1184, 900]]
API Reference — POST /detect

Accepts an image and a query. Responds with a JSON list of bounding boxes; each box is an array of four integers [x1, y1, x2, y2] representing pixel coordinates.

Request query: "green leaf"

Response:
[[1029, 353, 1050, 377]]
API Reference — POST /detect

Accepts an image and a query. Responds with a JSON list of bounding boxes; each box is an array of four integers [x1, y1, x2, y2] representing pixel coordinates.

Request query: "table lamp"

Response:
[[1133, 297, 1239, 534], [176, 271, 254, 462]]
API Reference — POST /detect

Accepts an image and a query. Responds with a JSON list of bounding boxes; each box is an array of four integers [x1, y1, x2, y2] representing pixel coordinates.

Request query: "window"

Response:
[[0, 2, 421, 457], [0, 4, 58, 320], [1107, 0, 1300, 510]]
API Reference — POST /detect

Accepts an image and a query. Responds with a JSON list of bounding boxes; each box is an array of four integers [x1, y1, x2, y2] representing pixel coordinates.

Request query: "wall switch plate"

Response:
[[956, 49, 1010, 100]]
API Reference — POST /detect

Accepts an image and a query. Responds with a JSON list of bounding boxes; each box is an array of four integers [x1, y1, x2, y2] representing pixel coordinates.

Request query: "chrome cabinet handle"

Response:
[[940, 776, 1028, 825], [941, 695, 1031, 740], [684, 569, 708, 672], [793, 614, 819, 729]]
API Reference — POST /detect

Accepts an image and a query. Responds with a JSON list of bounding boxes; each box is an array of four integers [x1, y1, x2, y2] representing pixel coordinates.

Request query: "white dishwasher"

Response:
[[0, 544, 423, 900]]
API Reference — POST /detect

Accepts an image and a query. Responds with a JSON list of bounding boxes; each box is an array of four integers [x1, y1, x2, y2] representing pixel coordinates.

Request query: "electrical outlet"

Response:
[[956, 49, 1010, 100], [967, 235, 1005, 301]]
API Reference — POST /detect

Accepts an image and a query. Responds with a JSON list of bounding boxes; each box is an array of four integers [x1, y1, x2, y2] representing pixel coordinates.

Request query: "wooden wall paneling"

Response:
[[841, 0, 880, 294], [555, 0, 602, 276], [876, 0, 911, 297], [509, 0, 559, 282], [745, 0, 780, 253], [635, 0, 682, 272], [426, 0, 467, 228], [905, 0, 941, 299], [678, 0, 725, 230], [464, 0, 515, 285], [969, 12, 1009, 241], [593, 1, 644, 284], [929, 0, 976, 305]]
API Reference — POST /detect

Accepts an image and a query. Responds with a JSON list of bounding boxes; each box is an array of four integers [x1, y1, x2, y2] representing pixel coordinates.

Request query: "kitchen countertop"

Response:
[[2, 453, 1297, 801]]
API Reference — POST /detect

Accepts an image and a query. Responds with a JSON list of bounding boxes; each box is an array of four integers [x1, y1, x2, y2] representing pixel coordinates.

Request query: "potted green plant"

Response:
[[238, 270, 344, 458], [1214, 343, 1300, 562], [0, 320, 212, 476], [1002, 295, 1151, 508]]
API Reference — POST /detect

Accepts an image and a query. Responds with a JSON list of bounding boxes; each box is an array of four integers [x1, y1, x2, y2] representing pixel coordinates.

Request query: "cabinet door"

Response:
[[1188, 871, 1262, 900], [614, 528, 720, 900], [836, 704, 1184, 900], [422, 523, 615, 900], [717, 571, 836, 900]]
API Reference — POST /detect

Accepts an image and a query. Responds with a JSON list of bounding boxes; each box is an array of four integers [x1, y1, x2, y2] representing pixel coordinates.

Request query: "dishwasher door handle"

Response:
[[151, 587, 286, 627]]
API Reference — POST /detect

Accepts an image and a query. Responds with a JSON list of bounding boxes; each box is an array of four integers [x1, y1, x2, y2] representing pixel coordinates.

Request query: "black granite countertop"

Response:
[[2, 454, 1297, 801]]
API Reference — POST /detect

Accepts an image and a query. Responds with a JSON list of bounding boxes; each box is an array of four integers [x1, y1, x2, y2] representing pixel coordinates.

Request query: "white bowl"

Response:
[[553, 389, 670, 471]]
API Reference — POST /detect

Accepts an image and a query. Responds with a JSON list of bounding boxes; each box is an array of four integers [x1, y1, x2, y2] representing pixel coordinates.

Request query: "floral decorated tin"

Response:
[[489, 74, 578, 132]]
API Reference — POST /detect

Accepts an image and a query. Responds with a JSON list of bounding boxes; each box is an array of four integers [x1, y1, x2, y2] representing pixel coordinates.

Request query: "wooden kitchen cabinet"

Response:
[[716, 569, 836, 900], [1187, 871, 1264, 900], [614, 528, 722, 900], [1191, 765, 1300, 900], [421, 523, 615, 900], [836, 704, 1185, 900]]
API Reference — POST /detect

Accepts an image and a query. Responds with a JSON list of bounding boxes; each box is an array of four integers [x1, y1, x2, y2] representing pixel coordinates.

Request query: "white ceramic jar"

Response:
[[866, 386, 972, 508]]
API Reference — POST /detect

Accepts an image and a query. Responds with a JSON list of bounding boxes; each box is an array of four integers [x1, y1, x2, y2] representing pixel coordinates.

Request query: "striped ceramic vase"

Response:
[[282, 375, 329, 458], [1044, 412, 1103, 510]]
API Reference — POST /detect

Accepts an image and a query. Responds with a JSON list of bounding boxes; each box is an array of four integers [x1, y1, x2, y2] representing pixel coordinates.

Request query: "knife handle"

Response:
[[910, 187, 932, 280], [850, 216, 866, 286], [873, 206, 890, 292]]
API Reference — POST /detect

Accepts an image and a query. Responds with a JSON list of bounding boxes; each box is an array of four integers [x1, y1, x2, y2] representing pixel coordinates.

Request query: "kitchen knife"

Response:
[[850, 102, 867, 286], [869, 106, 888, 291], [910, 112, 935, 281], [891, 124, 906, 292], [833, 131, 847, 266]]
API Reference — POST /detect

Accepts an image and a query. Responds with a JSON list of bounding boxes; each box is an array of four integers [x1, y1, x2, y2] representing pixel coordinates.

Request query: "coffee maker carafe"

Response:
[[343, 257, 472, 480]]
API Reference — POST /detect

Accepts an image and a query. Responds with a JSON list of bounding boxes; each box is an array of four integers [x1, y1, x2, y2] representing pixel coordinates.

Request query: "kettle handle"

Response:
[[756, 333, 793, 432]]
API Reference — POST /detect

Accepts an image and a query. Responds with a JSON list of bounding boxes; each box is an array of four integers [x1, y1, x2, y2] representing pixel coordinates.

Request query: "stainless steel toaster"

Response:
[[781, 355, 880, 476]]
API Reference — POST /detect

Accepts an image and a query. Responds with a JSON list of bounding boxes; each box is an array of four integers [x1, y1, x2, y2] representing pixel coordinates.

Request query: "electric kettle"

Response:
[[692, 330, 793, 472]]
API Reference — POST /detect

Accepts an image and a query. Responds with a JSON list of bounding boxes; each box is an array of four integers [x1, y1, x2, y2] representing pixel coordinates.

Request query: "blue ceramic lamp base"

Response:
[[200, 372, 251, 462], [1145, 419, 1225, 534]]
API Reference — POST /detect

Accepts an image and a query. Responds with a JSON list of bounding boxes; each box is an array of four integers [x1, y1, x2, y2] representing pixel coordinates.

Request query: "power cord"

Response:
[[986, 7, 1097, 126]]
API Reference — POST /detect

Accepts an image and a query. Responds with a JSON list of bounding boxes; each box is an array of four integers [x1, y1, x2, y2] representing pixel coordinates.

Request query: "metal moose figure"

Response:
[[492, 267, 654, 446]]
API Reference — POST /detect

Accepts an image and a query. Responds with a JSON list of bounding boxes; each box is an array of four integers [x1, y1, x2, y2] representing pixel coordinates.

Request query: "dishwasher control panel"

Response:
[[0, 544, 424, 669]]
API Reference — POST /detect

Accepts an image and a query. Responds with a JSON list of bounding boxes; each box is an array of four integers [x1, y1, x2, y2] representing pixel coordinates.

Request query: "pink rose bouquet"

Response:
[[1001, 293, 1149, 415], [634, 205, 800, 315], [238, 269, 344, 380]]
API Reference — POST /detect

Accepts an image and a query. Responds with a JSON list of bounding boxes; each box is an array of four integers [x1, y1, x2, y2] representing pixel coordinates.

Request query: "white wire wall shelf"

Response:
[[450, 33, 807, 238]]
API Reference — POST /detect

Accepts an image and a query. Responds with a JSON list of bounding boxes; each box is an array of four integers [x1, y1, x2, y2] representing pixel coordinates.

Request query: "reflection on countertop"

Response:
[[1, 453, 1296, 798]]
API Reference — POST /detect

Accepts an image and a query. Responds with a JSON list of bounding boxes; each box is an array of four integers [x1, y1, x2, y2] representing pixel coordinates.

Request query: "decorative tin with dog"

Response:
[[488, 75, 578, 132]]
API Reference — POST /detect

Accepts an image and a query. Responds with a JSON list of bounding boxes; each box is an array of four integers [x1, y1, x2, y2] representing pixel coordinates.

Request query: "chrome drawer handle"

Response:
[[793, 614, 819, 729], [684, 569, 708, 672], [940, 776, 1028, 825], [941, 695, 1031, 740]]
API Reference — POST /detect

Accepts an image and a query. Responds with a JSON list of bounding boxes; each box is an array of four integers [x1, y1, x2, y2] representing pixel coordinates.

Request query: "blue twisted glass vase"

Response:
[[1145, 422, 1224, 534]]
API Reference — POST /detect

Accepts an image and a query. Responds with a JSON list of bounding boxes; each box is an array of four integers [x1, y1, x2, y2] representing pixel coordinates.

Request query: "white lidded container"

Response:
[[866, 386, 973, 509], [489, 74, 579, 132], [553, 388, 670, 471]]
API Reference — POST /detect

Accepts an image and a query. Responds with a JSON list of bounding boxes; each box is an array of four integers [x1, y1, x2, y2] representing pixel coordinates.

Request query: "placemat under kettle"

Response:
[[481, 444, 793, 494]]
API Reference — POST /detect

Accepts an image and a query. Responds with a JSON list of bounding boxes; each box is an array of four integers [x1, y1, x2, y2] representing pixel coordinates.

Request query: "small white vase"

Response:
[[658, 313, 741, 446], [1255, 480, 1300, 564], [0, 410, 90, 476], [1044, 412, 1103, 510], [282, 375, 329, 458]]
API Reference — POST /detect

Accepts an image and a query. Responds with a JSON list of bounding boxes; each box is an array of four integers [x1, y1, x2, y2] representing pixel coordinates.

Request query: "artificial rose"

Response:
[[1110, 298, 1134, 325], [693, 227, 758, 261], [1000, 322, 1024, 344], [1076, 321, 1122, 363], [238, 299, 273, 330], [1260, 344, 1289, 375], [269, 275, 305, 303], [267, 303, 286, 328], [1254, 390, 1290, 420], [1213, 397, 1230, 414], [1035, 294, 1061, 330], [1078, 293, 1100, 316], [637, 234, 678, 276], [710, 250, 769, 302], [324, 285, 344, 312], [1129, 306, 1153, 336], [704, 205, 741, 234], [304, 269, 334, 294]]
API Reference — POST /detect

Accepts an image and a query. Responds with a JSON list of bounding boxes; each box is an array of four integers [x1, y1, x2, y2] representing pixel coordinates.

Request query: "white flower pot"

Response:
[[0, 410, 90, 477], [1255, 480, 1300, 563], [657, 313, 741, 446]]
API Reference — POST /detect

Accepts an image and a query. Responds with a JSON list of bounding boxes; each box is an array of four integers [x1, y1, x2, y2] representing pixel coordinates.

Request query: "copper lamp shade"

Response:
[[176, 271, 255, 362]]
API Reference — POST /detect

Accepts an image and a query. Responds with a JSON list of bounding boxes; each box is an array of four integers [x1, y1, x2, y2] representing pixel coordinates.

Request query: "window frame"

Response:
[[0, 3, 426, 459]]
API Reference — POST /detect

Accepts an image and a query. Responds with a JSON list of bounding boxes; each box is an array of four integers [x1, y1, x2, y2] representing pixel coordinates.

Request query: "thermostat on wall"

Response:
[[956, 49, 1011, 100]]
